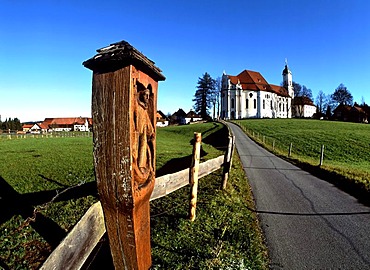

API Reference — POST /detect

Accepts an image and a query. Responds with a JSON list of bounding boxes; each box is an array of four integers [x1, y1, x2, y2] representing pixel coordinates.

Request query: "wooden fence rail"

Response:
[[41, 144, 230, 270]]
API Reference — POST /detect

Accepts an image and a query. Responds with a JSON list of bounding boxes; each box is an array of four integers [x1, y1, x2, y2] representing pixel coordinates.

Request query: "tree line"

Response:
[[0, 117, 23, 132], [192, 72, 366, 119]]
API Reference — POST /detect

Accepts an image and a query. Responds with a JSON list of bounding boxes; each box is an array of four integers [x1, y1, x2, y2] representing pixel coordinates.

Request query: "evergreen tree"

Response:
[[1, 117, 22, 131], [193, 72, 216, 119]]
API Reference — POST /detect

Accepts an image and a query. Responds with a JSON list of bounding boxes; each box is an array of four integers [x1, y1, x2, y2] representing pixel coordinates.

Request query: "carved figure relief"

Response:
[[133, 81, 155, 190]]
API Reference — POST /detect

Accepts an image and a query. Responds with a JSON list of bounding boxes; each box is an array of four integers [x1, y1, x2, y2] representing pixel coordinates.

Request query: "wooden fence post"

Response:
[[83, 40, 165, 270], [189, 132, 201, 222], [289, 142, 293, 157], [320, 144, 325, 166], [222, 135, 235, 190]]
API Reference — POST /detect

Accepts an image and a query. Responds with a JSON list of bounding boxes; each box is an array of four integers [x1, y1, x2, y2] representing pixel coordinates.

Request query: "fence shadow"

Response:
[[0, 175, 98, 252], [201, 122, 229, 151]]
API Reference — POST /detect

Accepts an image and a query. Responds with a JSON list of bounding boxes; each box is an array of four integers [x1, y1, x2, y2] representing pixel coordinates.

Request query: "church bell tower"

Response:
[[282, 60, 294, 99]]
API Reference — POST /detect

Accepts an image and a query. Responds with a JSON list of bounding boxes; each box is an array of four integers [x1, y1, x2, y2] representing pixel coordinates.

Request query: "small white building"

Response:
[[293, 97, 317, 118], [185, 110, 202, 124], [221, 64, 294, 119], [156, 111, 169, 127], [42, 117, 92, 132]]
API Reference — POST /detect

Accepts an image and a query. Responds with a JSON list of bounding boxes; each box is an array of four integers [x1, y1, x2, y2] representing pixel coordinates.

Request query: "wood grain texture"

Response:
[[91, 65, 159, 270]]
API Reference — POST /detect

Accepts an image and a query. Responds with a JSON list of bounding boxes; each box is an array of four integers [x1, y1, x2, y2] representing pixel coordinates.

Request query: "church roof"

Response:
[[270, 85, 290, 97], [226, 70, 290, 97]]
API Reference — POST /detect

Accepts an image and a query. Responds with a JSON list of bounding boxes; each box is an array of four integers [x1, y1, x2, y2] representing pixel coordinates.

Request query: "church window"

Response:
[[254, 99, 257, 109], [271, 100, 273, 109], [246, 98, 249, 109], [263, 100, 265, 109], [231, 98, 235, 109], [249, 93, 253, 98]]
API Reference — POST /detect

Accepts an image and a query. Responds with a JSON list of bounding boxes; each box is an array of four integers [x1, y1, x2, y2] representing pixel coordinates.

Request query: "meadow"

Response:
[[0, 122, 268, 269], [232, 119, 370, 198]]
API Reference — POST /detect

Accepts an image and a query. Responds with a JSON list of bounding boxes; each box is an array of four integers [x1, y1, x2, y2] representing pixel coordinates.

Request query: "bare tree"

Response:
[[331, 83, 353, 106], [315, 90, 326, 114]]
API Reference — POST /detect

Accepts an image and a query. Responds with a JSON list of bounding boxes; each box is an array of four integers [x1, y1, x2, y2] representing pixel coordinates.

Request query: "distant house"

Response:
[[292, 97, 316, 118], [22, 123, 45, 133], [22, 124, 33, 133], [38, 122, 49, 133], [170, 109, 187, 125], [156, 111, 169, 127], [333, 104, 353, 122], [351, 106, 368, 123], [29, 123, 42, 133], [333, 104, 368, 123], [42, 117, 92, 132], [185, 110, 202, 124]]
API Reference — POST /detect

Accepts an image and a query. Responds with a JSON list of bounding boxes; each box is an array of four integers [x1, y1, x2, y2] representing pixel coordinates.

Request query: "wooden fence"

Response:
[[236, 123, 327, 166], [40, 131, 235, 269]]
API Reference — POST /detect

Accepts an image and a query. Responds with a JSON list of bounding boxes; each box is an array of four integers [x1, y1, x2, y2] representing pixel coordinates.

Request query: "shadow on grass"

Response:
[[0, 175, 98, 269], [156, 148, 208, 177], [80, 233, 114, 270], [202, 122, 229, 151]]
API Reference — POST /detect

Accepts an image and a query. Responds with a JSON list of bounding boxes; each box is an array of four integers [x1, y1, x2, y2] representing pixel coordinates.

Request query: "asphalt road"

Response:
[[227, 122, 370, 269]]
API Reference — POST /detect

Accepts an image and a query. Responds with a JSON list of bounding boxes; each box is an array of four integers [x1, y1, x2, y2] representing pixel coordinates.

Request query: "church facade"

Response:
[[221, 64, 294, 119]]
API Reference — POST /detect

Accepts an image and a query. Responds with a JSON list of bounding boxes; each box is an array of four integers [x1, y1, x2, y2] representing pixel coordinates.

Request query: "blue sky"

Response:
[[1, 0, 369, 122]]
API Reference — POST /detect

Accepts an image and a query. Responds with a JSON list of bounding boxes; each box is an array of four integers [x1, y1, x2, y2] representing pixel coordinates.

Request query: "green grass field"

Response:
[[232, 119, 370, 196], [0, 122, 268, 269]]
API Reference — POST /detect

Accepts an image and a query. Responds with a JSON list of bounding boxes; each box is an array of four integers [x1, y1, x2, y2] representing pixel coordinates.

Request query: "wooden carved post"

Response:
[[83, 41, 165, 270]]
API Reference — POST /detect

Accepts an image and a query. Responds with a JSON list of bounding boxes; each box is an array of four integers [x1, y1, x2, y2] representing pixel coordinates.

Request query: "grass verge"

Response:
[[150, 153, 269, 269]]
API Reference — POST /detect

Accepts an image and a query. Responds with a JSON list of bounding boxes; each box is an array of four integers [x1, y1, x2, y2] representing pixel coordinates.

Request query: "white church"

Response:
[[221, 64, 294, 119]]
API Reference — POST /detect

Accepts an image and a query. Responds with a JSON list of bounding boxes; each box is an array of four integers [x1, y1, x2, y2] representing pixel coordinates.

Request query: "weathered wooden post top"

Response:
[[83, 40, 165, 270]]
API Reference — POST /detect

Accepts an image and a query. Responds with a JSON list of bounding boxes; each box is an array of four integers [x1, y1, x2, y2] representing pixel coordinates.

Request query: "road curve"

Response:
[[226, 122, 370, 269]]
